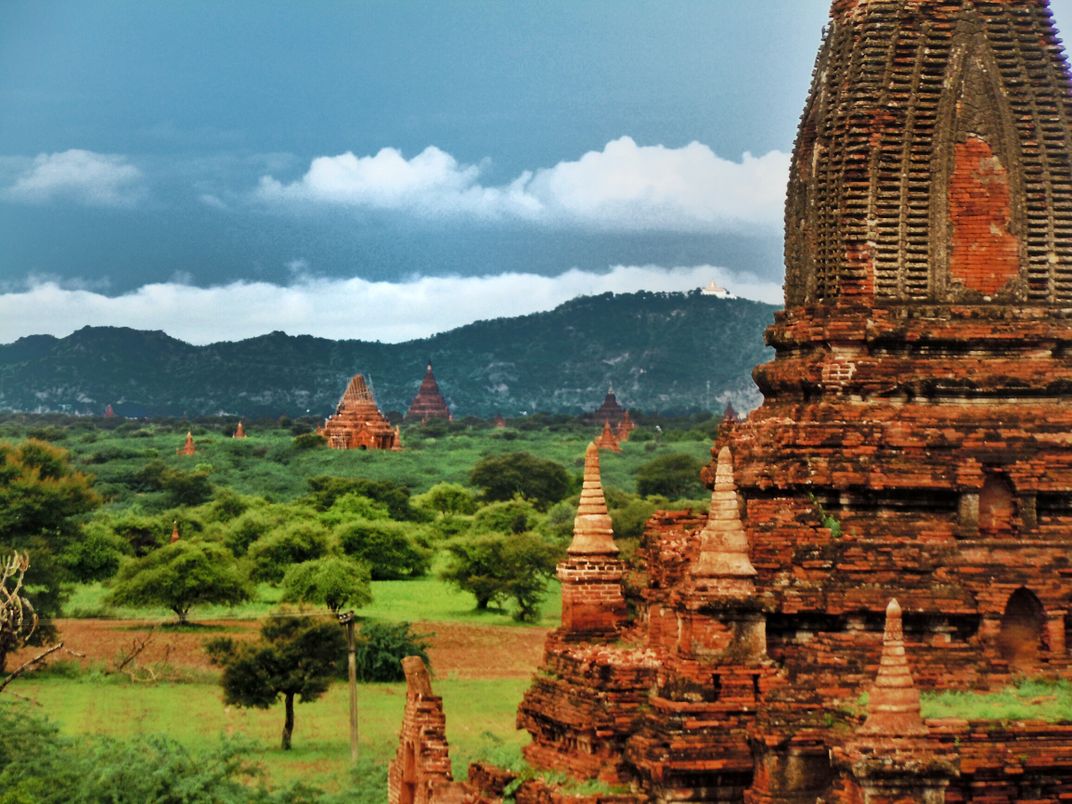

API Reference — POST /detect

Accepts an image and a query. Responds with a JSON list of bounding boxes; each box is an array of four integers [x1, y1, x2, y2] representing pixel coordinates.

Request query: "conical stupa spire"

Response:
[[567, 442, 618, 556], [692, 446, 756, 594], [170, 521, 180, 543], [860, 599, 927, 737]]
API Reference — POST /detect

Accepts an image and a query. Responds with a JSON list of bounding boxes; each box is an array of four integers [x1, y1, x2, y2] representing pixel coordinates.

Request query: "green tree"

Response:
[[206, 615, 346, 750], [306, 476, 417, 520], [469, 452, 571, 510], [246, 522, 332, 584], [0, 440, 100, 668], [471, 499, 541, 535], [413, 482, 478, 516], [281, 556, 372, 614], [107, 541, 252, 623], [440, 531, 559, 620], [634, 453, 705, 499], [336, 520, 430, 580], [355, 621, 430, 682]]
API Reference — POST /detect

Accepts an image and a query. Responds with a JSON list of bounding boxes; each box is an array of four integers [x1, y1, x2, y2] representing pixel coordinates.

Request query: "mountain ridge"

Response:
[[0, 291, 777, 418]]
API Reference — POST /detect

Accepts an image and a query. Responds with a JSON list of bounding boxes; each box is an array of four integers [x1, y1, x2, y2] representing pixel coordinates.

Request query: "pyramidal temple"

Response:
[[405, 363, 452, 422], [318, 373, 401, 451], [390, 1, 1072, 801]]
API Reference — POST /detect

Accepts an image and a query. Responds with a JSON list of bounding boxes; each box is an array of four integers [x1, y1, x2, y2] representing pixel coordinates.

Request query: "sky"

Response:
[[2, 1, 1071, 344]]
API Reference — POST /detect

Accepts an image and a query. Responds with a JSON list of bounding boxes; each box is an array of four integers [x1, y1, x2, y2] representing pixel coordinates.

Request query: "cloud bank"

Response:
[[258, 137, 790, 233], [0, 265, 782, 346], [3, 149, 144, 207]]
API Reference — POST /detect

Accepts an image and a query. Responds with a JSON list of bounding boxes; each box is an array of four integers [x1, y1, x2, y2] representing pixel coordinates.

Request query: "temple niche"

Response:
[[405, 362, 452, 422], [390, 0, 1072, 801], [318, 373, 402, 451]]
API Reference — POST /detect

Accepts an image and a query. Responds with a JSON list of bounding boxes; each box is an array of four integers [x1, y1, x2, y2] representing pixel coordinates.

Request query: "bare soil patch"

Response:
[[10, 619, 547, 679]]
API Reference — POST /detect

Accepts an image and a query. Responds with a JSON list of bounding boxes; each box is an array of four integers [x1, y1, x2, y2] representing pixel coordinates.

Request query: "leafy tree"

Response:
[[634, 453, 706, 499], [471, 498, 541, 535], [317, 493, 391, 528], [306, 476, 417, 520], [469, 452, 571, 510], [355, 621, 430, 682], [107, 541, 253, 623], [206, 615, 346, 750], [281, 556, 372, 614], [440, 532, 560, 620], [246, 522, 332, 584], [0, 439, 100, 667], [336, 520, 430, 580], [413, 482, 478, 516]]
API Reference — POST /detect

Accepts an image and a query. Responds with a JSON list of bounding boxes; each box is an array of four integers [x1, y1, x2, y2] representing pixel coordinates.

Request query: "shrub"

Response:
[[306, 476, 416, 520], [471, 499, 542, 535], [413, 482, 479, 516], [355, 621, 430, 682]]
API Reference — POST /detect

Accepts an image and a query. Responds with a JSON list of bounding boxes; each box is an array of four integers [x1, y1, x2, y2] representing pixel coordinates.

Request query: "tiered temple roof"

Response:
[[319, 374, 401, 451], [405, 363, 451, 422], [585, 387, 629, 428]]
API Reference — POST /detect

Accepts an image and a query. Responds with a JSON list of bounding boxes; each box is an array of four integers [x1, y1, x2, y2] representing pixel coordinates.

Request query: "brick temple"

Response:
[[390, 0, 1072, 801], [586, 387, 630, 429], [406, 363, 452, 422], [318, 373, 401, 451]]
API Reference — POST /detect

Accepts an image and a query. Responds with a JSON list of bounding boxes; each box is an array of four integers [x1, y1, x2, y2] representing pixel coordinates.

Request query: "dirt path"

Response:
[[9, 618, 547, 680]]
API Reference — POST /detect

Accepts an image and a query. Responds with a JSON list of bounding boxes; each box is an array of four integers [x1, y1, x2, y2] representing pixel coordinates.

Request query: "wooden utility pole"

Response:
[[338, 610, 359, 763]]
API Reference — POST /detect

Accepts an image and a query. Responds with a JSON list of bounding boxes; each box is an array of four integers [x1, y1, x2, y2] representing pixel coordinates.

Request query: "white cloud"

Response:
[[0, 265, 782, 346], [3, 149, 144, 207], [257, 137, 789, 233]]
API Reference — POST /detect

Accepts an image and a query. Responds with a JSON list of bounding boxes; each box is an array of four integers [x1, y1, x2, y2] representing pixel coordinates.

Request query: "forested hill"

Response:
[[0, 291, 777, 418]]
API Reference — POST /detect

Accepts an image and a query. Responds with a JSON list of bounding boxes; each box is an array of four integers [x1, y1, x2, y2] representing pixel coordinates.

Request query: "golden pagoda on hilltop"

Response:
[[318, 374, 401, 451]]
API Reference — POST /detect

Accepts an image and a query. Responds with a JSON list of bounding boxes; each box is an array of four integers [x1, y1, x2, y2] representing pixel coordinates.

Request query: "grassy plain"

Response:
[[13, 674, 530, 794]]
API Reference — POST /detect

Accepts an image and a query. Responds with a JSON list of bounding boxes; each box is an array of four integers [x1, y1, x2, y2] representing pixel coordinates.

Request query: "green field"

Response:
[[11, 674, 530, 795]]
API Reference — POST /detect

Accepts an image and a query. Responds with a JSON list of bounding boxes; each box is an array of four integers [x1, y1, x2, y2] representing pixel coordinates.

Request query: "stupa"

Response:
[[177, 431, 195, 456], [594, 420, 621, 453], [392, 1, 1072, 800], [319, 374, 402, 451], [232, 421, 246, 439], [405, 363, 452, 422], [103, 404, 116, 418]]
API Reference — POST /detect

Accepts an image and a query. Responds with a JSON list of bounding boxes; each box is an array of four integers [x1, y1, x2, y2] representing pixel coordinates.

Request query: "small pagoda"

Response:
[[319, 374, 402, 451], [405, 363, 451, 422], [177, 431, 196, 456]]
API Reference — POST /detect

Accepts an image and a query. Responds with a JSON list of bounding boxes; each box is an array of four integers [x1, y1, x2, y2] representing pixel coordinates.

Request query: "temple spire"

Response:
[[170, 521, 180, 543], [860, 599, 927, 737], [567, 442, 618, 556], [692, 446, 756, 596]]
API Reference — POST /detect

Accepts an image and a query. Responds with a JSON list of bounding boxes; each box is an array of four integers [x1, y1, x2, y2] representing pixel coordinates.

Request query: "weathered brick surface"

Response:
[[318, 373, 402, 451]]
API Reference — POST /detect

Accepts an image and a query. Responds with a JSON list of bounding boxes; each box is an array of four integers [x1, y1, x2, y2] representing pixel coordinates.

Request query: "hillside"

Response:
[[0, 291, 777, 418]]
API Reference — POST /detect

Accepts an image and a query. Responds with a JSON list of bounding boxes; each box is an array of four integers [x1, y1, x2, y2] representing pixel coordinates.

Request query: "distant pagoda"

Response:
[[585, 387, 629, 428], [405, 363, 452, 422], [319, 374, 402, 451]]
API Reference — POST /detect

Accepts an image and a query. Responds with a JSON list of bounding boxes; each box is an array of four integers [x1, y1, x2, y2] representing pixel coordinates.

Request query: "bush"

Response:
[[355, 621, 430, 682], [413, 483, 478, 516], [469, 452, 571, 510], [336, 520, 429, 580], [634, 453, 706, 499], [471, 499, 541, 535], [306, 476, 416, 520], [318, 493, 391, 528]]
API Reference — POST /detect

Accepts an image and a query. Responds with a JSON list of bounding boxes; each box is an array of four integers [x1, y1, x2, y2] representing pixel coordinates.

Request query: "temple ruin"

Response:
[[406, 363, 452, 422], [586, 387, 630, 429], [177, 431, 196, 456], [390, 0, 1072, 800], [318, 373, 402, 451]]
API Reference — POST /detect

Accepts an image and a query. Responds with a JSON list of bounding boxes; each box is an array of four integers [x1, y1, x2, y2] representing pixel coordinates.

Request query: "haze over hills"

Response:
[[0, 292, 776, 419]]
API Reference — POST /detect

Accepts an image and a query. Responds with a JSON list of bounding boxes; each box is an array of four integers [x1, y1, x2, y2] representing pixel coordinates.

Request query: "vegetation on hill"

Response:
[[0, 291, 775, 417]]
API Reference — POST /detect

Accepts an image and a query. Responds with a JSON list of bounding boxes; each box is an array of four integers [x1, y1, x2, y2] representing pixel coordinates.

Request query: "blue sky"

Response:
[[2, 1, 1071, 343]]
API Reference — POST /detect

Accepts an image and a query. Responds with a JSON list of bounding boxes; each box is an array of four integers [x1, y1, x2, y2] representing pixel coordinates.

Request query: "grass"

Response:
[[64, 576, 562, 628], [921, 678, 1072, 723], [12, 675, 531, 793]]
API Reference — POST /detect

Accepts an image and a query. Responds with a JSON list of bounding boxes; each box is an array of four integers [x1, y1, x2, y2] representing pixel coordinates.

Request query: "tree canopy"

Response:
[[280, 556, 372, 615], [107, 541, 252, 623], [206, 615, 346, 750], [468, 452, 571, 510], [634, 452, 706, 499]]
